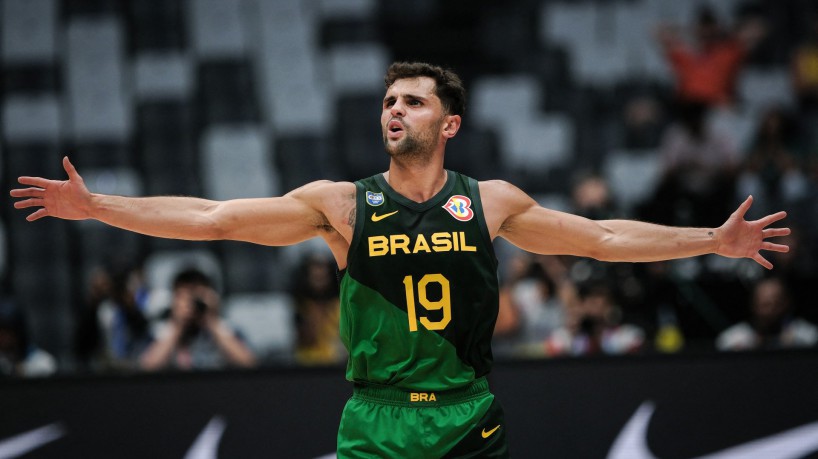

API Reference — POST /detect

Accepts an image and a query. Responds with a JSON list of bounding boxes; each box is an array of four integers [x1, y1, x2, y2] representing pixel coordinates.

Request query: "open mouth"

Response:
[[386, 120, 405, 140], [388, 120, 404, 133]]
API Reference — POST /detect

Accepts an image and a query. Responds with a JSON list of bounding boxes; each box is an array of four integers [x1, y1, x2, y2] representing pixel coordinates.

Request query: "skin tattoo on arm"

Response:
[[347, 193, 356, 228]]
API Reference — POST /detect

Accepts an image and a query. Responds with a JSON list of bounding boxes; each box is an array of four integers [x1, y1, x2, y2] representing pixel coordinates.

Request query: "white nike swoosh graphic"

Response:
[[0, 423, 65, 459], [184, 416, 227, 459], [608, 401, 818, 459]]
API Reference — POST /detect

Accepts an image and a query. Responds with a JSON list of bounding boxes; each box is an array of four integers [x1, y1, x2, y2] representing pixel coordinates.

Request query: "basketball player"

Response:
[[10, 62, 790, 458]]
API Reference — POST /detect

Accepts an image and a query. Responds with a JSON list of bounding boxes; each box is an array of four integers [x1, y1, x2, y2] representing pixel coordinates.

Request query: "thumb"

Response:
[[733, 195, 753, 220], [63, 156, 81, 181]]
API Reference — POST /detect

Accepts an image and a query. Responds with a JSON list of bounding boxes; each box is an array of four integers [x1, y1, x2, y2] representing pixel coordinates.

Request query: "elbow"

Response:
[[584, 246, 616, 263], [205, 219, 228, 241], [583, 224, 618, 262], [200, 203, 229, 240]]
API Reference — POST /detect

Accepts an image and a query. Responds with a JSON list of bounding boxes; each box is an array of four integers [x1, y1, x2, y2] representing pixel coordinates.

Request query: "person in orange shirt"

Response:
[[656, 6, 766, 107]]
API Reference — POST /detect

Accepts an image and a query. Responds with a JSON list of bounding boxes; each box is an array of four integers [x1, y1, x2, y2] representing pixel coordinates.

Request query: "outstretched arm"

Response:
[[10, 157, 355, 247], [481, 181, 790, 269]]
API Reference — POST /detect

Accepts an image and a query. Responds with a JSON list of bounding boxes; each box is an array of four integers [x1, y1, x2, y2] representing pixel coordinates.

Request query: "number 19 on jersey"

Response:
[[403, 274, 452, 332]]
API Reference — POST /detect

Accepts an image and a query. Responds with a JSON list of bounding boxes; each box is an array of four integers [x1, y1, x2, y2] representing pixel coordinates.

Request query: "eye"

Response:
[[408, 99, 421, 106]]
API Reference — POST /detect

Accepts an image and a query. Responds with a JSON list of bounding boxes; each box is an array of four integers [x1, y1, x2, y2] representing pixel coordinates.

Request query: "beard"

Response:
[[382, 119, 439, 163]]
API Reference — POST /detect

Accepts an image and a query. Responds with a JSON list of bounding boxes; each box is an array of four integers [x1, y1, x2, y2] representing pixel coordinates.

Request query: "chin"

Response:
[[384, 139, 406, 156]]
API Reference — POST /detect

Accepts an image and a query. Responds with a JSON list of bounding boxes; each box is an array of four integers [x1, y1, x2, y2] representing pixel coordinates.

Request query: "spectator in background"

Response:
[[545, 281, 645, 357], [764, 228, 817, 324], [791, 13, 818, 173], [647, 6, 764, 229], [717, 277, 817, 351], [737, 108, 808, 217], [291, 255, 345, 365], [494, 253, 574, 358], [494, 173, 618, 357], [571, 173, 618, 220], [140, 268, 255, 371], [75, 262, 152, 372], [792, 13, 818, 114], [493, 252, 526, 348], [622, 94, 666, 150], [643, 101, 739, 227], [0, 300, 56, 377], [656, 6, 765, 108]]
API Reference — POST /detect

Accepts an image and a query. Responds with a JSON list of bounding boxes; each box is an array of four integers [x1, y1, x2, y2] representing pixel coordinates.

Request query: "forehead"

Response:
[[385, 76, 438, 99], [757, 280, 783, 295]]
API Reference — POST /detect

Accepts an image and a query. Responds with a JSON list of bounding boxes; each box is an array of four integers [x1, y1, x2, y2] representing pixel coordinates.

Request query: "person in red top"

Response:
[[656, 7, 766, 107]]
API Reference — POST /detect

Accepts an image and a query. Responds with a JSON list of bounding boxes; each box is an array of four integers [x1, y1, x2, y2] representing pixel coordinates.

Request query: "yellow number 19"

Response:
[[403, 274, 451, 332]]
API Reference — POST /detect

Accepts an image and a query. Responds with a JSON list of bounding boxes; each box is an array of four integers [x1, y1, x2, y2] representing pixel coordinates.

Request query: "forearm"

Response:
[[90, 194, 223, 240], [591, 220, 719, 262], [501, 207, 719, 262], [139, 326, 182, 371], [13, 163, 351, 246], [207, 320, 256, 368], [491, 182, 788, 269]]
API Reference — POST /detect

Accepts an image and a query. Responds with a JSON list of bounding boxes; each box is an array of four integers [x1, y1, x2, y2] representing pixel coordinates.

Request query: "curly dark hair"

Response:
[[173, 268, 213, 290], [384, 62, 466, 117]]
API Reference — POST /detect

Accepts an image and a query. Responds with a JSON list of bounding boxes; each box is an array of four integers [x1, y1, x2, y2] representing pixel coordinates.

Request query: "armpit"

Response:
[[317, 214, 336, 233]]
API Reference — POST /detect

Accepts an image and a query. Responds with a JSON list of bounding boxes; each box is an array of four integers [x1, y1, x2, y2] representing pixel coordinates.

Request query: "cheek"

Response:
[[174, 291, 191, 308]]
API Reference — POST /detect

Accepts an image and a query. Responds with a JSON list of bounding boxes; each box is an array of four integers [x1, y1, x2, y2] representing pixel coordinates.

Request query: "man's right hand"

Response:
[[10, 156, 92, 221]]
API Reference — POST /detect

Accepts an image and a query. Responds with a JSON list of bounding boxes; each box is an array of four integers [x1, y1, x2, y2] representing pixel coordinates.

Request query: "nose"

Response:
[[390, 100, 406, 117]]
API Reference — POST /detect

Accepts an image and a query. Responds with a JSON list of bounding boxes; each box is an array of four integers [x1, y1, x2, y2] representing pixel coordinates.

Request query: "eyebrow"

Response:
[[383, 93, 429, 104]]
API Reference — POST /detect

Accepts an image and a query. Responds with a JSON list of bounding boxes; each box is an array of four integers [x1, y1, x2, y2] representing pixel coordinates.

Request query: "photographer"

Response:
[[544, 281, 645, 357], [139, 269, 256, 371]]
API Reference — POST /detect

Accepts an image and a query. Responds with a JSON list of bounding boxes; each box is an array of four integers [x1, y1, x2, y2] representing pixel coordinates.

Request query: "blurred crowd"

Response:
[[3, 4, 818, 378], [493, 5, 818, 360], [0, 255, 347, 377]]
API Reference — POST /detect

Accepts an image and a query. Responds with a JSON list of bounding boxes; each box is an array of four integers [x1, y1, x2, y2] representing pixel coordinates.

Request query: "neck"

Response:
[[384, 154, 447, 203]]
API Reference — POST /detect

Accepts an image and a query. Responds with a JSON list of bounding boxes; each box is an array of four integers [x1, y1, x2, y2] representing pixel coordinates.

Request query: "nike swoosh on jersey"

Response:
[[371, 210, 399, 222], [607, 401, 818, 459], [481, 425, 501, 439]]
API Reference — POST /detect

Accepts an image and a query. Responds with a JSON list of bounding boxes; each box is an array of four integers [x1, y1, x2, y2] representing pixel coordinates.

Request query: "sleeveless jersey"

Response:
[[340, 170, 499, 391]]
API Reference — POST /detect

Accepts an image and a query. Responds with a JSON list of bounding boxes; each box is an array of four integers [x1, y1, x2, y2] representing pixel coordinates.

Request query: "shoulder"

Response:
[[478, 180, 534, 201], [285, 180, 357, 232], [285, 180, 357, 217], [478, 180, 538, 238], [285, 180, 356, 199], [478, 180, 538, 213]]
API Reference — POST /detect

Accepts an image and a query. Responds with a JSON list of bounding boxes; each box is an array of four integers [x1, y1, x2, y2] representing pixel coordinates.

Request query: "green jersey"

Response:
[[340, 170, 499, 391]]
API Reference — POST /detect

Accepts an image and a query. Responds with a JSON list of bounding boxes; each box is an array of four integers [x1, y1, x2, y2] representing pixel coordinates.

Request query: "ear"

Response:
[[441, 114, 461, 139]]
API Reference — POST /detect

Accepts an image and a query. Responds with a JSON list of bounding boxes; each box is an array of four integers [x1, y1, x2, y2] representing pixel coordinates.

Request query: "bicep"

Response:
[[482, 179, 609, 258], [212, 195, 326, 246], [499, 204, 609, 258]]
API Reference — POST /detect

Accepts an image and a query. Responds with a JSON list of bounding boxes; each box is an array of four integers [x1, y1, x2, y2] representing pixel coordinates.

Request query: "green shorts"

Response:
[[337, 377, 509, 458]]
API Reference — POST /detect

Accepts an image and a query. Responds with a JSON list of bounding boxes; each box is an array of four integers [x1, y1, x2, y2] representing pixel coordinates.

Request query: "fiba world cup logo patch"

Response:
[[366, 191, 384, 206], [442, 195, 474, 221]]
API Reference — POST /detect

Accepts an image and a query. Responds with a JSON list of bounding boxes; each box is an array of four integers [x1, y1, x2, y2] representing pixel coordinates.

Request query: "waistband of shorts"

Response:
[[352, 377, 490, 406]]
